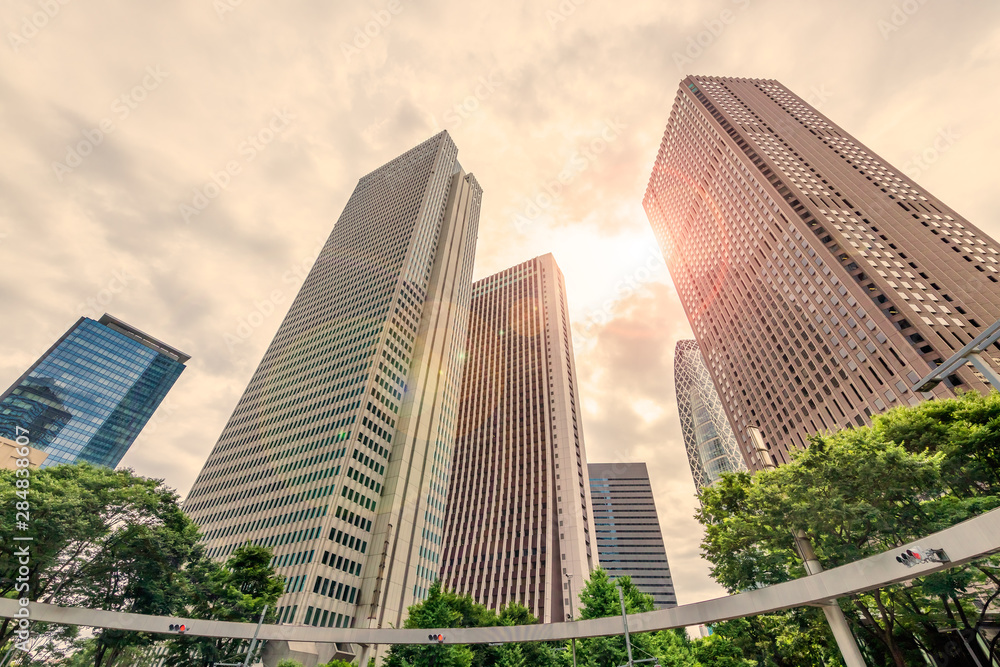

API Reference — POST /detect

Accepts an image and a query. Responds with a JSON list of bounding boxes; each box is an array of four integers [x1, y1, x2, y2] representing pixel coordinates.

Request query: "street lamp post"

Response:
[[213, 605, 268, 667], [564, 569, 577, 667], [616, 582, 635, 667], [747, 427, 867, 667]]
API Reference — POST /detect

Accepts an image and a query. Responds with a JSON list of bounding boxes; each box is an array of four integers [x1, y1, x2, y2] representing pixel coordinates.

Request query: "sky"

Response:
[[2, 0, 999, 607]]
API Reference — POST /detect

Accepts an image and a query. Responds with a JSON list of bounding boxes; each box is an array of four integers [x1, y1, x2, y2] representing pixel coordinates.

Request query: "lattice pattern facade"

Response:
[[184, 131, 481, 632], [673, 339, 746, 490], [440, 254, 594, 623], [644, 76, 1000, 470]]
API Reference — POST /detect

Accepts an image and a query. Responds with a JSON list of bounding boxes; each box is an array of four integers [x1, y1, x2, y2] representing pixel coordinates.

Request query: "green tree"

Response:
[[0, 463, 285, 667], [497, 603, 562, 667], [52, 639, 162, 667], [383, 581, 563, 667], [495, 634, 526, 667], [653, 628, 695, 667], [318, 660, 358, 667], [384, 581, 475, 667], [0, 463, 201, 666], [875, 392, 1000, 664], [708, 611, 841, 667], [571, 570, 760, 666], [697, 394, 1000, 667], [876, 389, 1000, 497], [162, 544, 284, 666], [575, 570, 660, 667], [691, 634, 756, 667], [574, 570, 716, 667]]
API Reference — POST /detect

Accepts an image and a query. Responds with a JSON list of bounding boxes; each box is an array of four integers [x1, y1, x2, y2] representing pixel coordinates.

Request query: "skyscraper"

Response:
[[673, 339, 746, 491], [439, 254, 594, 624], [0, 314, 188, 468], [588, 462, 676, 609], [184, 132, 481, 637], [644, 76, 1000, 470]]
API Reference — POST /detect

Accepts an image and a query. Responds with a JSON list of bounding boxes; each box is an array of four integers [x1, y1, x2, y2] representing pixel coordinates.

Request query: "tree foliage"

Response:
[[573, 569, 756, 667], [161, 544, 283, 666], [708, 612, 841, 667], [383, 581, 565, 667], [575, 570, 663, 667], [697, 390, 1000, 667], [0, 463, 283, 666]]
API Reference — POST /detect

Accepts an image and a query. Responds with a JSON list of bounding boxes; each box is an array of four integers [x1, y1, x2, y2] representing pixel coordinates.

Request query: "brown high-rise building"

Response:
[[439, 254, 594, 623], [644, 76, 1000, 471]]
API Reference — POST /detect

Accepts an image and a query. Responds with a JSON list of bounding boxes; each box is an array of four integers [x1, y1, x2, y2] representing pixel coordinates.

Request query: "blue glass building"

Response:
[[0, 314, 188, 468]]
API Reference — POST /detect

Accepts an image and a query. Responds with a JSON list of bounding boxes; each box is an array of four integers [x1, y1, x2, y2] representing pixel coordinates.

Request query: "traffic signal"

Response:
[[168, 623, 187, 633], [895, 546, 950, 567], [427, 634, 444, 642]]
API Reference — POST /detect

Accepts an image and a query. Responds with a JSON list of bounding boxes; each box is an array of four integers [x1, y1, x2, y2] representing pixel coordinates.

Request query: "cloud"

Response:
[[1, 0, 998, 609]]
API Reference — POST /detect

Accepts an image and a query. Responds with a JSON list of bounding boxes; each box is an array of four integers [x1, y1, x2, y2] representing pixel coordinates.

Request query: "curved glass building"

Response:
[[673, 340, 746, 491]]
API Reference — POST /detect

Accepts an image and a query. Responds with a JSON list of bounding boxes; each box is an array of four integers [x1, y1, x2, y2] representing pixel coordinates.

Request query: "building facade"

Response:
[[439, 254, 594, 624], [0, 314, 188, 468], [673, 339, 747, 491], [644, 76, 1000, 470], [184, 132, 481, 639], [588, 462, 676, 609]]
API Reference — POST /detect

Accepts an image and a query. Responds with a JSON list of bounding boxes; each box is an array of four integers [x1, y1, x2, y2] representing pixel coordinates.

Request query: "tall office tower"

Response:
[[644, 76, 1000, 470], [184, 132, 481, 639], [588, 462, 676, 609], [673, 339, 747, 491], [439, 254, 594, 624], [0, 314, 188, 468]]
